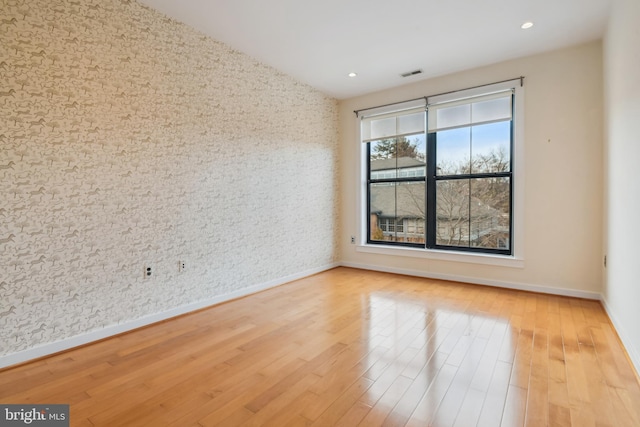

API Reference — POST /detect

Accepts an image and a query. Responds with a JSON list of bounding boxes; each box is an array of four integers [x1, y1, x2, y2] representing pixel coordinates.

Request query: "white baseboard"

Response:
[[339, 261, 602, 300], [0, 262, 339, 370], [599, 297, 640, 377]]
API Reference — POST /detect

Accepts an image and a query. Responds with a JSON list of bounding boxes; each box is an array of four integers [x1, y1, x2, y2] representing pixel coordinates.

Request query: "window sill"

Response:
[[355, 244, 525, 268]]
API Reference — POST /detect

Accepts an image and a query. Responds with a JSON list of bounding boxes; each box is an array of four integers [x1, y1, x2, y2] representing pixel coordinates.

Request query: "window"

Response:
[[378, 217, 404, 233], [361, 80, 520, 256], [364, 103, 427, 245]]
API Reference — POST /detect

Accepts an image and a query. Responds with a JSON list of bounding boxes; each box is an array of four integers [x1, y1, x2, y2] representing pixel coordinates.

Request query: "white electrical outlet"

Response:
[[179, 261, 185, 272]]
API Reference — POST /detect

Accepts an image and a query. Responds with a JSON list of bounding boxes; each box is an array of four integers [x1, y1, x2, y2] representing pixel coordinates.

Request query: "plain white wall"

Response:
[[339, 42, 604, 296], [603, 0, 640, 372]]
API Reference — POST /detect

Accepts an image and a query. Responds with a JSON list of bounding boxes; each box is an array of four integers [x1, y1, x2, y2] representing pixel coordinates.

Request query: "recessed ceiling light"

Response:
[[348, 72, 357, 78], [521, 22, 534, 29]]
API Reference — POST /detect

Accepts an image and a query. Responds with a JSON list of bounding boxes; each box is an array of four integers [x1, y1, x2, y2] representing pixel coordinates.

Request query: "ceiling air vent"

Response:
[[400, 69, 423, 78]]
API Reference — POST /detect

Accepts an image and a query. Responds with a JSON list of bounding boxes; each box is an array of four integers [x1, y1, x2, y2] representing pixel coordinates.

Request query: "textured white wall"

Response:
[[339, 42, 604, 295], [0, 0, 339, 359], [603, 0, 640, 371]]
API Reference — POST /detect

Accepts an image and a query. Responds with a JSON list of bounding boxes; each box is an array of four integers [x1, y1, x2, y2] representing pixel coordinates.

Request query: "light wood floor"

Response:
[[1, 267, 639, 427]]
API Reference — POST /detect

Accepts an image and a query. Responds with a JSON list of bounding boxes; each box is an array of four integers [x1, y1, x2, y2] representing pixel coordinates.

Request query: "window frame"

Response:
[[425, 95, 514, 256], [357, 79, 525, 266]]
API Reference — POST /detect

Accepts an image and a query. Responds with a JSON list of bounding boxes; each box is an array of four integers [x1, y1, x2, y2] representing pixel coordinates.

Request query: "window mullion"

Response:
[[426, 132, 437, 249], [366, 143, 372, 244], [370, 177, 426, 184], [434, 171, 511, 181]]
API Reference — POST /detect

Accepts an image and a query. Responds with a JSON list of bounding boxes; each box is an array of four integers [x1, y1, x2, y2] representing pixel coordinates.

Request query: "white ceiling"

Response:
[[138, 0, 611, 99]]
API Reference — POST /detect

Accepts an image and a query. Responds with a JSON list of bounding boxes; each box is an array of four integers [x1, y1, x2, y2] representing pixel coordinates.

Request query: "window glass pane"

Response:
[[370, 182, 392, 242], [471, 121, 511, 173], [436, 127, 470, 175], [436, 104, 470, 130], [369, 182, 425, 243], [405, 134, 426, 163], [370, 139, 396, 178], [369, 136, 426, 178], [470, 177, 510, 249], [471, 96, 511, 124], [396, 182, 425, 243], [436, 179, 470, 247]]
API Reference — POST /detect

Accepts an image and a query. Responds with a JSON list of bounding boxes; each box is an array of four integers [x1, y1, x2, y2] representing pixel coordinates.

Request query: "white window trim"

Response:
[[356, 82, 525, 268]]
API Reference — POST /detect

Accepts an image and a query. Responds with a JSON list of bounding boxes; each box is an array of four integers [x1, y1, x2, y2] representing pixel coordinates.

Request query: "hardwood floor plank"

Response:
[[452, 388, 485, 427], [357, 374, 413, 427], [476, 360, 512, 427], [578, 336, 617, 427], [202, 406, 254, 427], [509, 328, 534, 389], [244, 343, 347, 413], [302, 343, 386, 420], [524, 328, 549, 427], [333, 401, 373, 427], [0, 267, 638, 427], [560, 300, 591, 408], [240, 373, 322, 427], [547, 311, 571, 425], [308, 377, 374, 426], [430, 336, 489, 427], [548, 403, 572, 427], [469, 320, 509, 393], [403, 362, 458, 427], [500, 385, 527, 427], [599, 322, 640, 394], [382, 351, 448, 427], [607, 386, 640, 427]]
